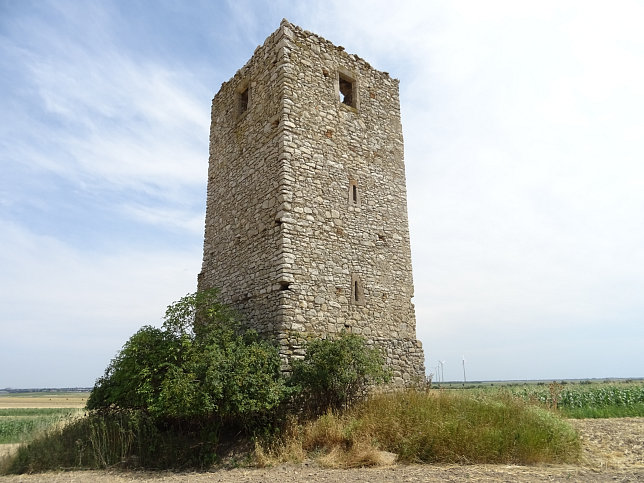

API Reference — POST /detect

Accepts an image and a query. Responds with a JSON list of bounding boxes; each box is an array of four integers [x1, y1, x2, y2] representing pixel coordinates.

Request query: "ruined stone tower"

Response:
[[198, 20, 425, 384]]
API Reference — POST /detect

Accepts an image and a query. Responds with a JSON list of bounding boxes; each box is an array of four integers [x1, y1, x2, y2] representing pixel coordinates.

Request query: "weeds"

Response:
[[0, 410, 226, 474], [257, 390, 581, 467]]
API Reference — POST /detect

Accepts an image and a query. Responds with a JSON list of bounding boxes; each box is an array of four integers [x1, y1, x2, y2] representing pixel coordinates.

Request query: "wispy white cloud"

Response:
[[22, 45, 209, 189], [1, 1, 210, 238], [0, 2, 218, 387], [121, 204, 205, 235]]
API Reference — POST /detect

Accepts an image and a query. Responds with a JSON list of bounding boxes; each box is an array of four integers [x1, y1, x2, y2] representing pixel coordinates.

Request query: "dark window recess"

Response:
[[339, 73, 355, 107], [351, 274, 364, 305], [238, 86, 249, 114], [279, 281, 291, 291], [339, 78, 352, 105], [348, 179, 360, 206]]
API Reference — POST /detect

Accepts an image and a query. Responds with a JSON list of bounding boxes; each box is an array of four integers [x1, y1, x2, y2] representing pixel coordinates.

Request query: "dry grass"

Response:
[[255, 418, 392, 469], [255, 390, 581, 468]]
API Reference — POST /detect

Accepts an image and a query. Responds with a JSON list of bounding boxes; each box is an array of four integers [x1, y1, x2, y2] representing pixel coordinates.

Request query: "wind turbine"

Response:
[[462, 356, 467, 385]]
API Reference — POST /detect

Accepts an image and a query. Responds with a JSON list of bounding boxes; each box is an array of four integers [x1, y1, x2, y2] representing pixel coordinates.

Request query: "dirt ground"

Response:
[[1, 417, 642, 482]]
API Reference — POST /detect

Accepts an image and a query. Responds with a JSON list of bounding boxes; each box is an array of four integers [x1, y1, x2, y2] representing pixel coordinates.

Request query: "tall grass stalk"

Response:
[[1, 410, 219, 474]]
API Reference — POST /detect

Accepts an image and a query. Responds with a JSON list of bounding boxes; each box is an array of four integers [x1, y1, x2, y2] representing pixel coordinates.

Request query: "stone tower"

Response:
[[198, 20, 425, 385]]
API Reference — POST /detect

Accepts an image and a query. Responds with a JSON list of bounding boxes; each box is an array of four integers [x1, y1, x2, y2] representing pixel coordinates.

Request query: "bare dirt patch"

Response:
[[1, 417, 642, 482], [572, 417, 643, 471]]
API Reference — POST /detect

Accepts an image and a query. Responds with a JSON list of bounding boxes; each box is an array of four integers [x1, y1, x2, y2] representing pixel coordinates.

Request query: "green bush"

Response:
[[87, 289, 289, 431], [289, 332, 391, 414]]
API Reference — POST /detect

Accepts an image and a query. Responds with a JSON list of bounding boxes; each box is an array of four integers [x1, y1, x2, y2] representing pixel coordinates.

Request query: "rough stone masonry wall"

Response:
[[274, 21, 424, 384], [198, 26, 285, 336], [199, 19, 425, 385]]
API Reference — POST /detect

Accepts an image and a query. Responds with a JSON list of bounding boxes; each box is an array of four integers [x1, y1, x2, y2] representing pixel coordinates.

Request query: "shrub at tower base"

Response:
[[85, 290, 388, 425], [289, 332, 391, 415], [86, 289, 291, 433]]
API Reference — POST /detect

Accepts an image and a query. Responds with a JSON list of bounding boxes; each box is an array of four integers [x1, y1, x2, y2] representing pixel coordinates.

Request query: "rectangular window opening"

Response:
[[236, 82, 250, 119], [348, 179, 360, 206], [338, 72, 356, 108], [239, 86, 249, 114], [351, 274, 365, 305]]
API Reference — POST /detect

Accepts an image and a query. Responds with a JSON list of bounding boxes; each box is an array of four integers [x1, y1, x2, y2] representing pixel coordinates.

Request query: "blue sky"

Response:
[[1, 0, 643, 387]]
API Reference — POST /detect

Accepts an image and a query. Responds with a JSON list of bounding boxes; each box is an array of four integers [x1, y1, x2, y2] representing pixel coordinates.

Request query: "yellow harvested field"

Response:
[[0, 393, 88, 409]]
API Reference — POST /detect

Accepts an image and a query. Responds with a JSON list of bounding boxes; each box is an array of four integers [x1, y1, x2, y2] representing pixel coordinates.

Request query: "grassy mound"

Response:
[[258, 390, 581, 467], [1, 390, 581, 473]]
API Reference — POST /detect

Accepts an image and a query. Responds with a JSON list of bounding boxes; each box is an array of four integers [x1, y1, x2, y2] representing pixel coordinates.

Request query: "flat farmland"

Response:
[[0, 393, 88, 409], [0, 393, 87, 458]]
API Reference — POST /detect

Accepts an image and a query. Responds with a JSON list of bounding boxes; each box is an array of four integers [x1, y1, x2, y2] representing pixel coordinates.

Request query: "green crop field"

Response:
[[0, 391, 87, 445], [432, 379, 644, 418], [512, 381, 644, 418], [0, 408, 82, 444]]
